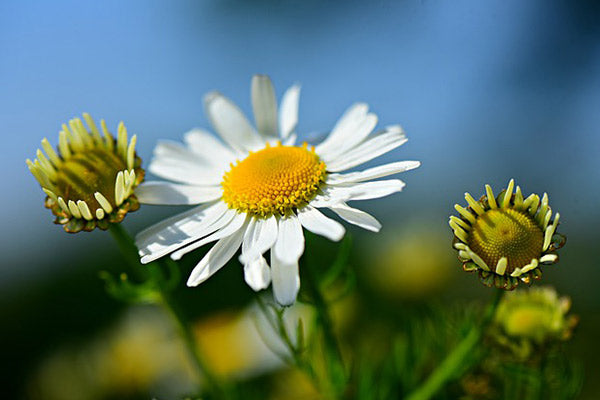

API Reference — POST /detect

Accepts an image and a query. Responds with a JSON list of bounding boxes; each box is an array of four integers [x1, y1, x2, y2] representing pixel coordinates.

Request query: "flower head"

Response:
[[494, 287, 577, 344], [135, 75, 419, 305], [27, 114, 144, 233], [449, 180, 565, 289]]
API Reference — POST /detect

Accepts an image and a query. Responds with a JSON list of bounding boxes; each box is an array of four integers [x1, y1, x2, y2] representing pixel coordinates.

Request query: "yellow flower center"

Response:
[[55, 148, 126, 210], [221, 143, 327, 217], [468, 208, 543, 272]]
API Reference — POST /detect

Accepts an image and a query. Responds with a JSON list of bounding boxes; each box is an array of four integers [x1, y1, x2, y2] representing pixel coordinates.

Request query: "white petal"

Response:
[[204, 91, 264, 152], [325, 179, 406, 201], [316, 103, 369, 155], [270, 251, 300, 306], [252, 75, 278, 139], [297, 205, 345, 241], [327, 161, 421, 184], [136, 202, 230, 264], [149, 158, 223, 186], [283, 132, 297, 146], [320, 113, 378, 162], [240, 216, 279, 264], [171, 212, 248, 260], [325, 127, 407, 172], [183, 128, 240, 167], [153, 140, 207, 164], [244, 256, 271, 291], [279, 84, 301, 139], [135, 182, 222, 205], [329, 202, 381, 232], [273, 214, 304, 265], [186, 224, 246, 287]]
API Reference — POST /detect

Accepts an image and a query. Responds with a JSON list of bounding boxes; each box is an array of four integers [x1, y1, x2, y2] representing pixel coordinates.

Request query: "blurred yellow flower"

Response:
[[365, 222, 455, 299]]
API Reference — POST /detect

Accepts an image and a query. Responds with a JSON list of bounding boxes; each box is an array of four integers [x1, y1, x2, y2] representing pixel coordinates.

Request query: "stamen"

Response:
[[115, 171, 125, 206], [465, 193, 485, 215], [68, 200, 82, 218], [57, 197, 70, 215], [77, 200, 94, 221], [117, 122, 128, 161], [41, 138, 61, 166], [83, 113, 103, 145], [485, 184, 497, 208], [502, 179, 514, 208], [127, 135, 137, 170], [495, 257, 508, 275], [454, 204, 476, 224], [450, 215, 470, 231], [101, 119, 114, 151], [94, 192, 114, 214], [58, 130, 72, 159], [543, 213, 560, 251]]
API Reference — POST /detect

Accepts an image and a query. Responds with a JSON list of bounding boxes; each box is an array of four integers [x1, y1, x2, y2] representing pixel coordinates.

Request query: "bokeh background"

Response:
[[1, 0, 599, 399]]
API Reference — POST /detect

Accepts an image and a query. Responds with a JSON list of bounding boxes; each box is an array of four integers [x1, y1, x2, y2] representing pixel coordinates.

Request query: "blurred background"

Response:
[[1, 0, 599, 399]]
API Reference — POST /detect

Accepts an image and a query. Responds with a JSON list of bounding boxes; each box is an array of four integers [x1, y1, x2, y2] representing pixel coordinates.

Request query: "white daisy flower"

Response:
[[135, 75, 420, 306]]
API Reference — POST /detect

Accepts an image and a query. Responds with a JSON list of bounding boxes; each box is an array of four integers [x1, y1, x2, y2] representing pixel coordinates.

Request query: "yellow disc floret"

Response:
[[221, 142, 327, 217], [468, 208, 543, 274]]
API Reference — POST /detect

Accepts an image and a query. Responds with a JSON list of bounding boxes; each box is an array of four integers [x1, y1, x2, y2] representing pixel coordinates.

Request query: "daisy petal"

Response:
[[183, 128, 240, 167], [149, 158, 223, 186], [252, 75, 278, 139], [135, 182, 222, 205], [171, 212, 248, 260], [136, 202, 231, 264], [204, 91, 264, 152], [270, 251, 300, 306], [240, 215, 279, 264], [326, 179, 406, 201], [273, 214, 304, 265], [325, 127, 407, 172], [186, 224, 246, 287], [297, 205, 345, 241], [329, 202, 381, 232], [327, 160, 420, 184], [320, 113, 378, 162], [279, 84, 301, 139], [316, 103, 369, 155], [244, 256, 271, 291]]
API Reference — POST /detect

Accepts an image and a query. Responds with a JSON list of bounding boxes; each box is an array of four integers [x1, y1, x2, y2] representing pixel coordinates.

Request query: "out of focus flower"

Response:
[[28, 303, 313, 399], [494, 286, 577, 344], [135, 74, 419, 305], [27, 114, 144, 232], [449, 179, 564, 290], [366, 223, 455, 299], [489, 287, 578, 360], [27, 307, 194, 400]]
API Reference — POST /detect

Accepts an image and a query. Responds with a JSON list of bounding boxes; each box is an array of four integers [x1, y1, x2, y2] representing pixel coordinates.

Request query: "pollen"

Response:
[[221, 142, 327, 217], [468, 208, 543, 274]]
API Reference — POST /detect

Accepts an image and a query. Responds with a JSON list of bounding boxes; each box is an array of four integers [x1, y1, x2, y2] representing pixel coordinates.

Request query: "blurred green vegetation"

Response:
[[2, 213, 596, 399]]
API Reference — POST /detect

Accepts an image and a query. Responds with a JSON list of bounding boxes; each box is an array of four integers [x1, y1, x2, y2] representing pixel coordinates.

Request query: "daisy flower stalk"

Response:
[[449, 179, 565, 290], [27, 114, 143, 233], [135, 74, 420, 306]]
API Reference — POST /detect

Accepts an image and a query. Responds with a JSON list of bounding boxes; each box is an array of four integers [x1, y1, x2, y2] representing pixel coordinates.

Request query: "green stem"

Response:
[[303, 257, 346, 392], [107, 224, 225, 398], [405, 289, 504, 400]]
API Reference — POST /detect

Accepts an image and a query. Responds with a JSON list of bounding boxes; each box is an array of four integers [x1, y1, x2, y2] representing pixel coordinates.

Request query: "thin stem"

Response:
[[107, 224, 225, 398], [303, 256, 346, 394], [405, 289, 504, 400]]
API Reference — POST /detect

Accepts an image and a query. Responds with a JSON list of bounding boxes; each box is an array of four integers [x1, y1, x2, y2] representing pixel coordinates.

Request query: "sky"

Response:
[[1, 0, 599, 286]]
